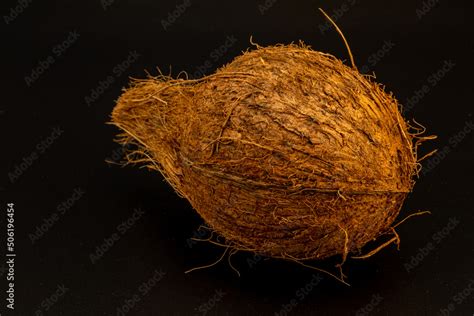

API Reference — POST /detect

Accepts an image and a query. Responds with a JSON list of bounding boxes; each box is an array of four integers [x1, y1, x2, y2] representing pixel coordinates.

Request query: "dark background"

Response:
[[1, 0, 473, 315]]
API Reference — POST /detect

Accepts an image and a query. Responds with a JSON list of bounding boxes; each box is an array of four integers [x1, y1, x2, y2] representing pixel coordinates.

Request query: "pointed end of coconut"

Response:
[[108, 76, 189, 193]]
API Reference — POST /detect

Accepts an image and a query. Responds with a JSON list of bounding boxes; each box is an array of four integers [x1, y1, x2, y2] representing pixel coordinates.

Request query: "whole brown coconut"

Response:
[[110, 42, 427, 267]]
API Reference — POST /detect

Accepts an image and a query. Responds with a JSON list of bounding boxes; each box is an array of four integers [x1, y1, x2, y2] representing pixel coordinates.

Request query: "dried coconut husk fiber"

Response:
[[109, 11, 435, 283]]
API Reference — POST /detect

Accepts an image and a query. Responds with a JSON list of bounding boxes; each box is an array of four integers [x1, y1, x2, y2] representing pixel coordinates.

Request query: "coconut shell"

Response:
[[111, 43, 421, 262]]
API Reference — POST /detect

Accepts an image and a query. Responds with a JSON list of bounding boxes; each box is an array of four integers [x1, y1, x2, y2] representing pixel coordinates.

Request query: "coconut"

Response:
[[110, 42, 431, 271]]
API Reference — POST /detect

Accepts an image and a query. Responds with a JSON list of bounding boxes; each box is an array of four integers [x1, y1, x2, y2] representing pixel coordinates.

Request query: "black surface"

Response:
[[1, 0, 473, 315]]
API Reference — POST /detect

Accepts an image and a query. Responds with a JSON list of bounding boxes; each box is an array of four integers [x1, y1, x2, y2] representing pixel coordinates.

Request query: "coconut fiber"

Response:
[[110, 42, 433, 271]]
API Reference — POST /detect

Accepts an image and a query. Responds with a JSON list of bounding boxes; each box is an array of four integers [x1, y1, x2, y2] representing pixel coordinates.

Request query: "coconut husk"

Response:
[[110, 42, 432, 268]]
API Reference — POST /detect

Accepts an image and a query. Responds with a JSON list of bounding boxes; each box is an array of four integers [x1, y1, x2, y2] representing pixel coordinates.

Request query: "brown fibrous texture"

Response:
[[110, 42, 429, 263]]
